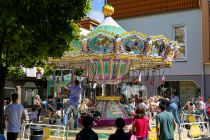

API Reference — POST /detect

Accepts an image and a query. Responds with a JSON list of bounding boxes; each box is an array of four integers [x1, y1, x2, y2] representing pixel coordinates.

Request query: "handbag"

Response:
[[130, 135, 137, 140]]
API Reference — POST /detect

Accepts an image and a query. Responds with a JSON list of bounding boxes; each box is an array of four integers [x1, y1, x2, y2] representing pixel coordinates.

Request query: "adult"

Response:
[[126, 98, 135, 115], [5, 93, 26, 140], [76, 116, 98, 140], [135, 97, 140, 109], [205, 97, 210, 119], [148, 97, 158, 119], [56, 94, 64, 117], [120, 94, 127, 105], [108, 118, 131, 140], [33, 95, 42, 122], [159, 98, 181, 125], [132, 108, 150, 140], [5, 97, 11, 105], [0, 134, 5, 140], [171, 92, 180, 106], [63, 80, 82, 129], [138, 97, 149, 111], [156, 102, 176, 140], [4, 97, 11, 110], [79, 98, 89, 114]]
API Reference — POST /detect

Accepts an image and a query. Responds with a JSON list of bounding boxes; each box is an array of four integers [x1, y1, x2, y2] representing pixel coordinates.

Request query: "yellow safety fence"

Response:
[[180, 122, 210, 140], [148, 125, 178, 140]]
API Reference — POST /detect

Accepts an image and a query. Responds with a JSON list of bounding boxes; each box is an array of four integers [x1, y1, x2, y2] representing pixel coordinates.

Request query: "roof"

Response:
[[89, 16, 126, 37], [80, 16, 100, 24], [107, 0, 200, 19], [100, 16, 122, 27]]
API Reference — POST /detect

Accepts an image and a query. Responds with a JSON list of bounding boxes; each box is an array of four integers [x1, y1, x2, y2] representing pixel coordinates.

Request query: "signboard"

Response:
[[96, 96, 120, 101]]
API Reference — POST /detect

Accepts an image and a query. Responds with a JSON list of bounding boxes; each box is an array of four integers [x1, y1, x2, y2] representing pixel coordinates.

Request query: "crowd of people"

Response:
[[121, 94, 178, 140], [76, 96, 178, 140], [2, 92, 176, 140], [3, 80, 210, 140], [122, 94, 181, 125]]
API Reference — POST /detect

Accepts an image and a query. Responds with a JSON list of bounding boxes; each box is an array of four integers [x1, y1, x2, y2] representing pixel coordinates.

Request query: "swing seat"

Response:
[[187, 114, 197, 123], [189, 125, 202, 138]]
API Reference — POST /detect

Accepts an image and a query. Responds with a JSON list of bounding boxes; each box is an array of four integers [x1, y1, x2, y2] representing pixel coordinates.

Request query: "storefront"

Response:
[[157, 81, 201, 107]]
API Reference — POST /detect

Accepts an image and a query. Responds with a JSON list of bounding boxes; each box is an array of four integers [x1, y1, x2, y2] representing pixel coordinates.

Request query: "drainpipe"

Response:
[[202, 64, 206, 100]]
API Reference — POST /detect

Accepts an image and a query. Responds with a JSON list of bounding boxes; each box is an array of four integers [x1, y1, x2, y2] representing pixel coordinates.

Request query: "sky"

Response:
[[88, 0, 105, 22]]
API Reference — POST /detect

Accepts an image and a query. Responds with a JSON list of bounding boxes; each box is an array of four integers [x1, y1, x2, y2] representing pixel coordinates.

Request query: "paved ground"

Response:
[[14, 109, 210, 140]]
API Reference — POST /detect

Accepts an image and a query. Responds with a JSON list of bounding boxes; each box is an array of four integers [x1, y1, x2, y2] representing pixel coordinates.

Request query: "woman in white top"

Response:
[[33, 95, 42, 122]]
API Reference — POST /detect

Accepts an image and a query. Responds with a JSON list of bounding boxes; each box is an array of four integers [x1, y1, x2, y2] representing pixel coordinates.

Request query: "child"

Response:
[[28, 106, 38, 123], [196, 97, 205, 110], [196, 96, 206, 118], [187, 102, 196, 114], [132, 108, 150, 139]]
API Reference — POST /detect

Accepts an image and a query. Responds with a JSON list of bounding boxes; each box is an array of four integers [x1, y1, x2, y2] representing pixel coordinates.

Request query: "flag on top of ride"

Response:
[[161, 72, 165, 85]]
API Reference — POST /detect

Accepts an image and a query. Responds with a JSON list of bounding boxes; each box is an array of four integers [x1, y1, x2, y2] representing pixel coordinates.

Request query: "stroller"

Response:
[[46, 97, 61, 124]]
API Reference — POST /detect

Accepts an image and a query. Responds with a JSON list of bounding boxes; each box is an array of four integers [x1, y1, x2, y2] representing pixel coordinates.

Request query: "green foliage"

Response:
[[75, 68, 84, 76], [0, 0, 91, 67], [7, 67, 25, 80], [43, 64, 54, 77], [0, 0, 91, 133]]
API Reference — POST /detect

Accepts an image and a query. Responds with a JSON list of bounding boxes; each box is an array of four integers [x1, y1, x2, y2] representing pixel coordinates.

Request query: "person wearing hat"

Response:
[[196, 96, 206, 119]]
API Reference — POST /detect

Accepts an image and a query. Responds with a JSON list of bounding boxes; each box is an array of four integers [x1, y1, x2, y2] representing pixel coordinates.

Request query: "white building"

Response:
[[108, 0, 210, 105]]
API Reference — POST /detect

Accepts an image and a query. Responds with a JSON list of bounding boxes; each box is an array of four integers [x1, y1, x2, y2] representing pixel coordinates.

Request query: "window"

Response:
[[174, 25, 187, 60]]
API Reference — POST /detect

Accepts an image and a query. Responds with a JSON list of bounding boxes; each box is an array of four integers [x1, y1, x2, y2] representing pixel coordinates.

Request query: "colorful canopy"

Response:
[[49, 5, 179, 84]]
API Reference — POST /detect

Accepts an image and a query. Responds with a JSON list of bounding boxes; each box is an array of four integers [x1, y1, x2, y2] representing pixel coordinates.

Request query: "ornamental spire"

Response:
[[102, 4, 114, 16]]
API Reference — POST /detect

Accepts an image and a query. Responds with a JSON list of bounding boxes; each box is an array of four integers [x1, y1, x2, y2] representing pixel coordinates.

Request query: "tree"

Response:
[[0, 0, 90, 133]]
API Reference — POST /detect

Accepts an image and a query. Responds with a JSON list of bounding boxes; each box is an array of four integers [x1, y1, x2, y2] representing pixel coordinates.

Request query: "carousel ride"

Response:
[[48, 4, 180, 126]]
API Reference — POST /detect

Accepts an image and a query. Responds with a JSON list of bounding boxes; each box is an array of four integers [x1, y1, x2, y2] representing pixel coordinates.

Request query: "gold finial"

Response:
[[102, 4, 114, 16]]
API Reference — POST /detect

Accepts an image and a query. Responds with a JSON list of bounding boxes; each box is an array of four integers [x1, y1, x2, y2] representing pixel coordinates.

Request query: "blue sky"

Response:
[[88, 0, 105, 22]]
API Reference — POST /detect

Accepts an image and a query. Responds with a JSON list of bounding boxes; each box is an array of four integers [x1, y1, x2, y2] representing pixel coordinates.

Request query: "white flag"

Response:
[[138, 72, 142, 82], [161, 74, 165, 85]]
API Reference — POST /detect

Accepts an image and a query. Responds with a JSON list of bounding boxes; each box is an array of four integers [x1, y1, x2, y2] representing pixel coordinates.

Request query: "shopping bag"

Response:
[[130, 135, 137, 140]]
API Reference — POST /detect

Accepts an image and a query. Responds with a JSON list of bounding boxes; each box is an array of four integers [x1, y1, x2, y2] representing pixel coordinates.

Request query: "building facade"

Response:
[[80, 16, 100, 31], [107, 0, 210, 105]]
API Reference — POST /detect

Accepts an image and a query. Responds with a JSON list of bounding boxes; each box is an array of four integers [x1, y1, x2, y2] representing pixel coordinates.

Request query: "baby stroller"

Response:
[[46, 97, 61, 124]]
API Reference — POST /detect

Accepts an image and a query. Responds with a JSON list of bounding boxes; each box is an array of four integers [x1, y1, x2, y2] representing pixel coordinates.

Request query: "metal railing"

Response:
[[21, 123, 67, 140], [149, 122, 210, 140], [179, 122, 210, 140], [181, 111, 204, 123]]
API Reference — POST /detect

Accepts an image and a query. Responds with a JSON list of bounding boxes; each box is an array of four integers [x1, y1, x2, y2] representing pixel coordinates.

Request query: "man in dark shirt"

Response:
[[76, 116, 98, 140], [108, 118, 131, 140]]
